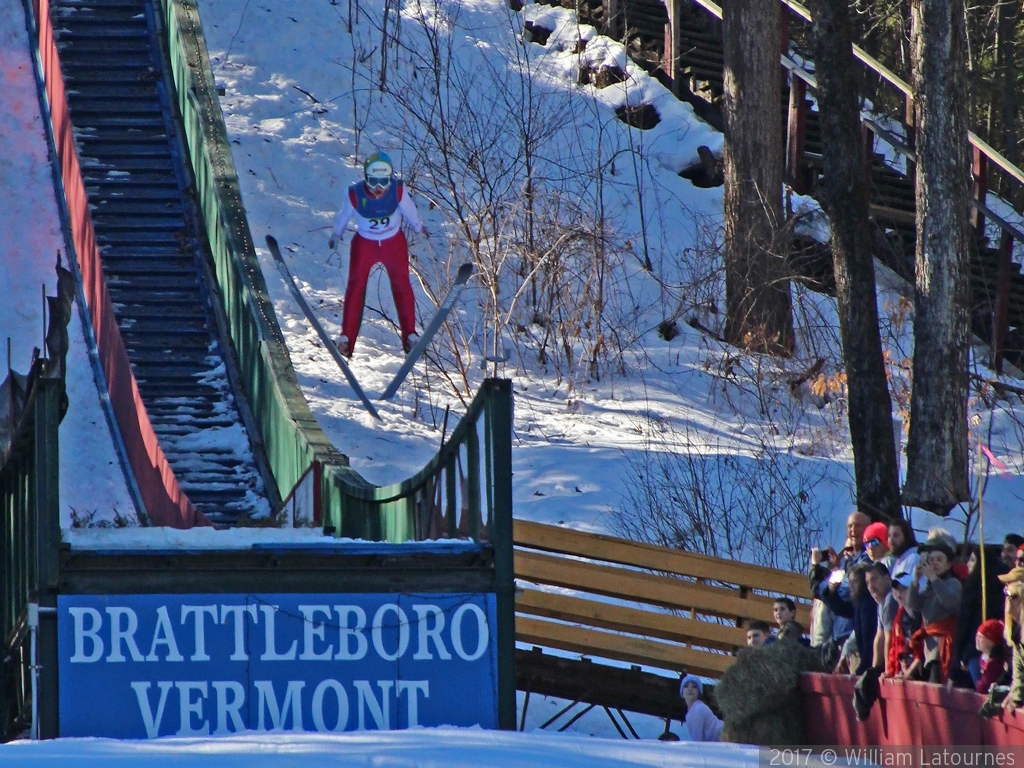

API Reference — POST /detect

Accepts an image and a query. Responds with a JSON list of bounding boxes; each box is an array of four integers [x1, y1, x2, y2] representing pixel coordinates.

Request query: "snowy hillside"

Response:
[[4, 0, 1020, 555], [193, 0, 1022, 561]]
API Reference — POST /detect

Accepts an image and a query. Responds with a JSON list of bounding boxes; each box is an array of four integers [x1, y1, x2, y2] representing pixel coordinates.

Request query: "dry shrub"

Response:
[[715, 640, 825, 745]]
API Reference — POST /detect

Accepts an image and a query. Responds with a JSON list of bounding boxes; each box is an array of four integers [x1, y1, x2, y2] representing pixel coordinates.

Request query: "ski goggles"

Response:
[[366, 175, 391, 190], [864, 538, 883, 549]]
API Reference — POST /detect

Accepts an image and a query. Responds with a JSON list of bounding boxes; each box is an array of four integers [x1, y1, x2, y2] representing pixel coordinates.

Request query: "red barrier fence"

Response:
[[801, 673, 1024, 746], [30, 0, 204, 528]]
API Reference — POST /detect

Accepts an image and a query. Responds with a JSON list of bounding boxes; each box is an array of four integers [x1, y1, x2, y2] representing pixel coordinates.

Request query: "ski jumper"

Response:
[[331, 180, 425, 352]]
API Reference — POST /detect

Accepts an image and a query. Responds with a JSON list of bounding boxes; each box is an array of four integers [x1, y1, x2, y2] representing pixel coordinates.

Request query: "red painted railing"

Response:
[[802, 673, 1024, 746], [30, 0, 206, 528]]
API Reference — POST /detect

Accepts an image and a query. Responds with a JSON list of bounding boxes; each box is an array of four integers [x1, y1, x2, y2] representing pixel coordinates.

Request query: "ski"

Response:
[[265, 235, 382, 421], [379, 263, 475, 401]]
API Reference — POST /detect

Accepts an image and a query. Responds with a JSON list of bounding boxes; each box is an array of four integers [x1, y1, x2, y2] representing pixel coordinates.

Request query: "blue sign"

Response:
[[58, 593, 497, 738]]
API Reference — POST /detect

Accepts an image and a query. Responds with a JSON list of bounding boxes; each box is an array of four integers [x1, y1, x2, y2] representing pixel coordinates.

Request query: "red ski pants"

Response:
[[343, 232, 416, 352]]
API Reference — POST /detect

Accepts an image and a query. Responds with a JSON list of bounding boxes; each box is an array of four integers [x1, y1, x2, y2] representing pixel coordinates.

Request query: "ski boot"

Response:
[[335, 334, 352, 358]]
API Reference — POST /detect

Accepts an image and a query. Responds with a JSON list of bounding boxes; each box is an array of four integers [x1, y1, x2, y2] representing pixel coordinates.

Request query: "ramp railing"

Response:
[[327, 379, 513, 542], [156, 0, 352, 522], [330, 378, 516, 730], [0, 361, 62, 739]]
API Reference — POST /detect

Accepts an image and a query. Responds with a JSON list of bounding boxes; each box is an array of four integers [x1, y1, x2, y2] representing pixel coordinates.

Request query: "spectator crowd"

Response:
[[676, 514, 1024, 742], [806, 512, 1024, 718]]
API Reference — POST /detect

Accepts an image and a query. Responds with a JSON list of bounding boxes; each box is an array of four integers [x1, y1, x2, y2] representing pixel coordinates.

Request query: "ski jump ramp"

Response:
[[22, 0, 509, 540]]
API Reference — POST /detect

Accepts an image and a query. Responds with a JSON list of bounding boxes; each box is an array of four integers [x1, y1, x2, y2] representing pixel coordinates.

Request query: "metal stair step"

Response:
[[54, 0, 146, 8], [69, 99, 165, 117], [91, 200, 184, 215], [96, 229, 186, 245], [67, 84, 160, 101], [134, 380, 225, 398], [53, 10, 149, 25], [86, 180, 179, 197], [132, 365, 224, 382], [98, 249, 192, 266], [64, 70, 158, 85], [111, 290, 203, 306], [71, 115, 167, 129], [57, 52, 154, 69], [90, 215, 188, 231], [77, 143, 174, 160], [54, 26, 149, 41]]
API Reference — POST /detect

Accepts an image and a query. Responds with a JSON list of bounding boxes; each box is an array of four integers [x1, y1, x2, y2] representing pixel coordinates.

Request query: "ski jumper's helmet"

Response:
[[364, 152, 394, 192]]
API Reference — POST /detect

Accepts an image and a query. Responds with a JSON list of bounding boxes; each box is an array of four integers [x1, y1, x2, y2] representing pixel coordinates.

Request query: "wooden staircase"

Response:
[[535, 0, 1024, 371]]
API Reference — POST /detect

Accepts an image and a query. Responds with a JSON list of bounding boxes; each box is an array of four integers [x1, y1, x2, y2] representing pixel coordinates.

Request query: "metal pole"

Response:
[[29, 603, 39, 740], [489, 379, 516, 730], [28, 603, 57, 740]]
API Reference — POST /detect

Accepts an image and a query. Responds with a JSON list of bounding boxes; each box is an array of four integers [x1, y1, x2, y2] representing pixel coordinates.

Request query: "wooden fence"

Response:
[[802, 673, 1024, 746], [512, 520, 812, 679]]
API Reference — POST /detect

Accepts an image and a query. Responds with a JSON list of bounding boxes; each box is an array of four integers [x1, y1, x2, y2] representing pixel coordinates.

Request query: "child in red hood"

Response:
[[975, 618, 1007, 694]]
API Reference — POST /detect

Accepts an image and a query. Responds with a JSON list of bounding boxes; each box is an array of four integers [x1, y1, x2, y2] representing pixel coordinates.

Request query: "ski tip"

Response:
[[457, 262, 475, 279], [265, 234, 278, 249]]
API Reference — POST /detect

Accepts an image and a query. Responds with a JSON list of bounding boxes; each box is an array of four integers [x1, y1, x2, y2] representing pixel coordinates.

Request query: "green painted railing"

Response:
[[328, 379, 514, 542], [154, 0, 354, 515], [0, 362, 62, 739]]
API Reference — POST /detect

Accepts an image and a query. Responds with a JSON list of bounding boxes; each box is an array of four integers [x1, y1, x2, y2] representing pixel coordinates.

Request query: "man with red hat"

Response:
[[862, 521, 895, 572]]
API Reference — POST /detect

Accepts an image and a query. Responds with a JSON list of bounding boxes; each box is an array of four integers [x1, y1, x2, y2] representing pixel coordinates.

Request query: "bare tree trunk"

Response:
[[722, 0, 794, 355], [809, 0, 901, 521], [997, 0, 1019, 171], [903, 0, 971, 513]]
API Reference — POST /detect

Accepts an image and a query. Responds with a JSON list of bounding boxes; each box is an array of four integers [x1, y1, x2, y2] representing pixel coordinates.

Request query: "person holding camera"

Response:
[[905, 530, 962, 683], [809, 511, 871, 670], [883, 571, 924, 679]]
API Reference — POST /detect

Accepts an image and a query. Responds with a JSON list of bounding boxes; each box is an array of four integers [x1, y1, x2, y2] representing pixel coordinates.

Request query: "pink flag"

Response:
[[980, 444, 1012, 478]]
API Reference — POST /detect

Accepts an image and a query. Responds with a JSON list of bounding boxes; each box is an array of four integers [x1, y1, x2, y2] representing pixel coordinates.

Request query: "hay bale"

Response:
[[714, 639, 826, 745]]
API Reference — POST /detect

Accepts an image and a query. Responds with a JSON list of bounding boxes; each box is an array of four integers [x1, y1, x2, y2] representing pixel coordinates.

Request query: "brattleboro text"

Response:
[[57, 593, 499, 737]]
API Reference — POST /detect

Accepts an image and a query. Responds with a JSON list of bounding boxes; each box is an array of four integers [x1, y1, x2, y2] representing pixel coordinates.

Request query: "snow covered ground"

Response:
[[0, 729, 760, 767], [192, 0, 830, 564], [0, 0, 134, 527], [192, 0, 1022, 556]]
